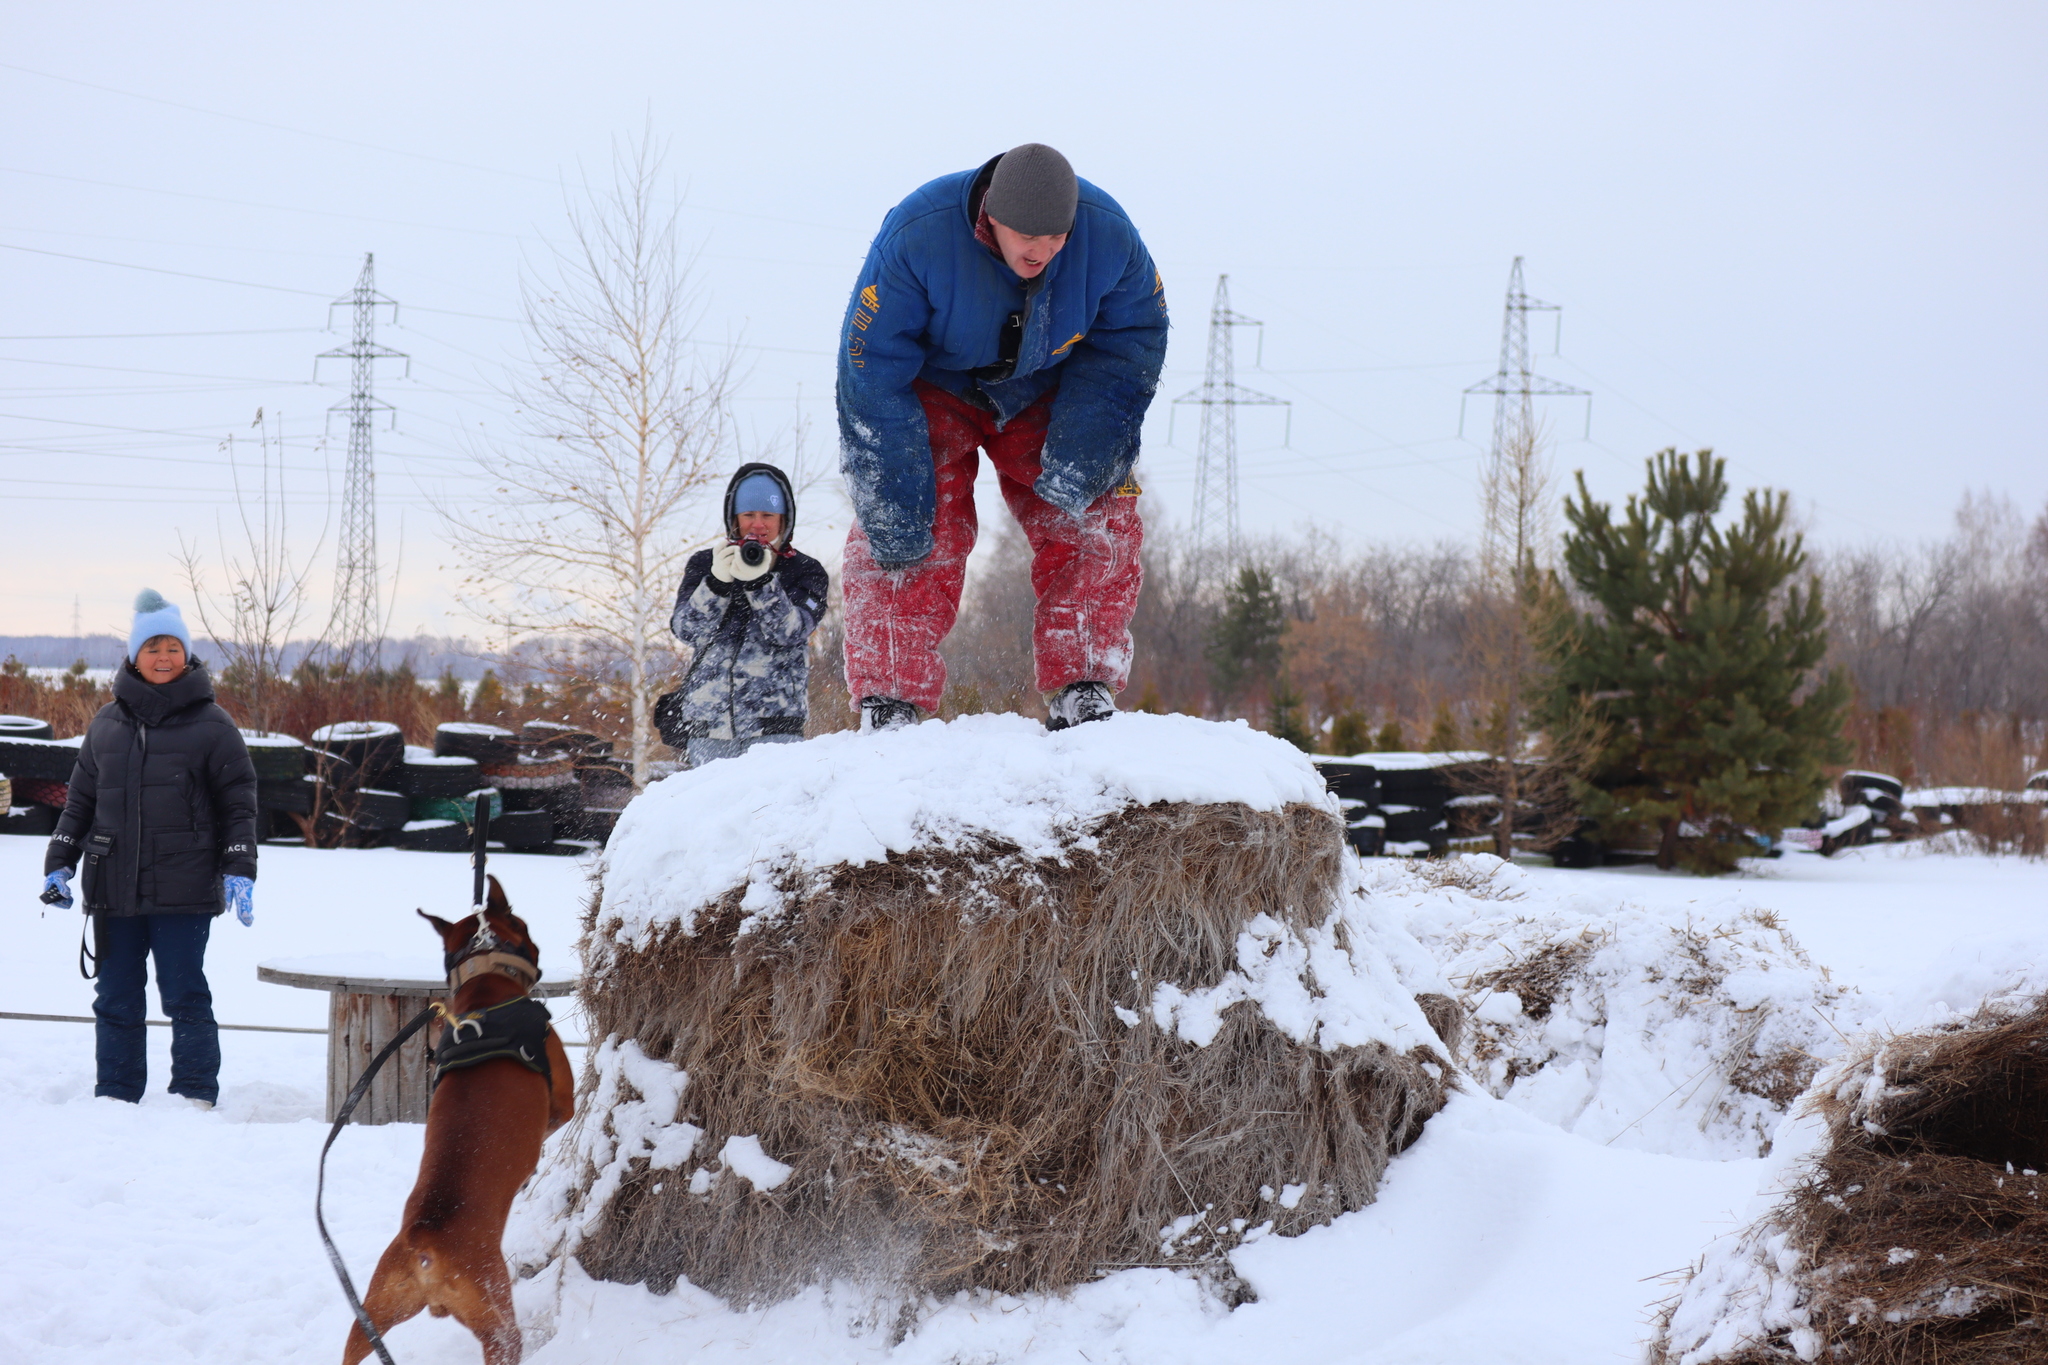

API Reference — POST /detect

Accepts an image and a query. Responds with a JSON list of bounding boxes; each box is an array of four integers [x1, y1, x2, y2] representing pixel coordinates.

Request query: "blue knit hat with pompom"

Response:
[[128, 589, 191, 661]]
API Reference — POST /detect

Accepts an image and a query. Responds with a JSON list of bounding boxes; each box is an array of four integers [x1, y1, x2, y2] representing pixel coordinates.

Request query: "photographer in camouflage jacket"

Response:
[[664, 464, 829, 768]]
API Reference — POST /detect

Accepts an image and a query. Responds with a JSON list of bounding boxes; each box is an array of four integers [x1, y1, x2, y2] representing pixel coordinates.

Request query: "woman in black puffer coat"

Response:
[[42, 590, 258, 1107]]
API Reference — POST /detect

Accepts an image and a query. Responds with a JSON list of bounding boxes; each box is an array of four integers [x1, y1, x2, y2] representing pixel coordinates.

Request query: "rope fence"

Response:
[[0, 1009, 590, 1045]]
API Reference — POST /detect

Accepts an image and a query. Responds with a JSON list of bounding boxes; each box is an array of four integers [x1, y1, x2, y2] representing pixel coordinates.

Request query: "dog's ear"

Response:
[[418, 909, 462, 946], [480, 874, 534, 952]]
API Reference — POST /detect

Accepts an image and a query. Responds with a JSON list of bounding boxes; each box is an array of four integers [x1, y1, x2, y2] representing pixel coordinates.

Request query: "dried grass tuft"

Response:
[[545, 800, 1451, 1307], [1651, 996, 2048, 1364]]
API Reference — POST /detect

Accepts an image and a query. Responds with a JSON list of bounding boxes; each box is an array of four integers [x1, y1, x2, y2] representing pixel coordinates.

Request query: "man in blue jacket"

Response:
[[836, 143, 1168, 732]]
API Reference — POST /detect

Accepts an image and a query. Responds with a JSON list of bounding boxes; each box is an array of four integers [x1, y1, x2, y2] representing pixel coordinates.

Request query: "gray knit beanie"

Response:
[[982, 143, 1078, 236]]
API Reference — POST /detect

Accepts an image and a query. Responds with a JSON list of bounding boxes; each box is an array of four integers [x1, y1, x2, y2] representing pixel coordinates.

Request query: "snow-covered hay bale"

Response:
[[1653, 995, 2048, 1364], [1390, 855, 1850, 1158], [518, 714, 1453, 1306]]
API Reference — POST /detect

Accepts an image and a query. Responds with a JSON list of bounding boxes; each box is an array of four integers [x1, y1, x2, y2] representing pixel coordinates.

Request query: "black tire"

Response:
[[399, 819, 472, 852], [0, 714, 55, 740], [411, 788, 502, 825], [1377, 767, 1456, 807], [578, 807, 621, 845], [1839, 769, 1904, 802], [489, 808, 554, 851], [311, 722, 405, 787], [349, 787, 412, 831], [1314, 761, 1382, 806], [1549, 834, 1604, 869], [434, 723, 519, 766], [1381, 804, 1447, 840], [305, 749, 359, 788], [519, 721, 610, 758], [1345, 821, 1386, 857], [0, 736, 82, 781], [239, 731, 307, 781], [258, 776, 315, 815], [401, 751, 482, 799], [2, 803, 59, 836]]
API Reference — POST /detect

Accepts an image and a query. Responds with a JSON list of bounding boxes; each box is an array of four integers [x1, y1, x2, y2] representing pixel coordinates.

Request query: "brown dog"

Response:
[[343, 877, 575, 1365]]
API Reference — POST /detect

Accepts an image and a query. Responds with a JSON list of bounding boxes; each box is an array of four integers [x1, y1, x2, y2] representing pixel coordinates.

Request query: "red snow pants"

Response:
[[843, 380, 1144, 713]]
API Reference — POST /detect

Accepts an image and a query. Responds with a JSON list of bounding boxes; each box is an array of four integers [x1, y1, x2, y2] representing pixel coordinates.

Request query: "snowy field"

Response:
[[1, 827, 2043, 1364]]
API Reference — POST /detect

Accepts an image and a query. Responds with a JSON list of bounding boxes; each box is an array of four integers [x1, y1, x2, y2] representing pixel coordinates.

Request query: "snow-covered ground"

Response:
[[2, 820, 2043, 1363]]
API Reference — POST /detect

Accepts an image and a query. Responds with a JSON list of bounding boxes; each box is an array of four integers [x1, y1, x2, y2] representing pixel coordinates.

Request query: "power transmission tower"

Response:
[[1174, 275, 1287, 569], [1462, 257, 1588, 568], [316, 253, 408, 672]]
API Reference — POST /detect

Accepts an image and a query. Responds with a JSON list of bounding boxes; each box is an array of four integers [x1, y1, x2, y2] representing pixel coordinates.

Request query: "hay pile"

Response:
[[1386, 854, 1851, 1159], [511, 714, 1454, 1308], [1653, 996, 2048, 1364]]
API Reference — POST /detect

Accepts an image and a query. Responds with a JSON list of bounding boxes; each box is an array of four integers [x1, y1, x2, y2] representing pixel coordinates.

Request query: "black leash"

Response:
[[315, 793, 497, 1362], [315, 1001, 437, 1365], [78, 913, 99, 980]]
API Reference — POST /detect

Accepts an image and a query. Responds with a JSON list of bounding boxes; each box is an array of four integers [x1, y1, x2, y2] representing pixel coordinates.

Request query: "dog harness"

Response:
[[430, 919, 554, 1090], [429, 995, 555, 1091]]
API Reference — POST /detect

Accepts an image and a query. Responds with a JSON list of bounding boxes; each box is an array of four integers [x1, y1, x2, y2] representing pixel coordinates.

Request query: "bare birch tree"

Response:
[[1472, 418, 1557, 856], [443, 136, 736, 786], [177, 408, 327, 734]]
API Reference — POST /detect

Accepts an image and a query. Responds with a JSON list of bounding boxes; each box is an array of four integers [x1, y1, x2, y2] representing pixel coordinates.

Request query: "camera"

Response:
[[738, 539, 768, 568]]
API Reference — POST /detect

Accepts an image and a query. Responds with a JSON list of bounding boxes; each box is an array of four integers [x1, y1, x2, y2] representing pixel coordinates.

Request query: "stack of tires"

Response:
[[1820, 769, 1912, 855], [1311, 752, 1512, 859], [1370, 756, 1458, 855], [1313, 758, 1385, 857], [245, 730, 315, 837], [429, 723, 553, 852], [0, 714, 75, 837], [431, 720, 636, 851], [302, 721, 412, 844]]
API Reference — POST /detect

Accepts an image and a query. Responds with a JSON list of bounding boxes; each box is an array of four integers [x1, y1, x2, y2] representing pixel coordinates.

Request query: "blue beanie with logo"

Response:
[[128, 589, 192, 661], [732, 473, 788, 516]]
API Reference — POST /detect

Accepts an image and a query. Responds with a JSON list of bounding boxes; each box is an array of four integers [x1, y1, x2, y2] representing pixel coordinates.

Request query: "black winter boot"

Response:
[[859, 696, 922, 733], [1045, 681, 1116, 731]]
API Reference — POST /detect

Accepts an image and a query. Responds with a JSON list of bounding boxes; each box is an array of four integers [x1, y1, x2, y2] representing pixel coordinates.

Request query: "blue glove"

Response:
[[41, 868, 74, 910], [225, 875, 254, 927]]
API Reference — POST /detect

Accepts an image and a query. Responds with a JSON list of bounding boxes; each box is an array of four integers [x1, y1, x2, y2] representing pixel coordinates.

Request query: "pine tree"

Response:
[[1268, 675, 1313, 751], [1427, 702, 1462, 753], [1206, 565, 1286, 710], [1328, 709, 1371, 756], [471, 669, 506, 720], [1532, 449, 1850, 872]]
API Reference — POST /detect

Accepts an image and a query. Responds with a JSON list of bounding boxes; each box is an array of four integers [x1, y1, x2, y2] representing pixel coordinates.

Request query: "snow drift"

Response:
[[512, 714, 1455, 1308], [1385, 855, 1851, 1159]]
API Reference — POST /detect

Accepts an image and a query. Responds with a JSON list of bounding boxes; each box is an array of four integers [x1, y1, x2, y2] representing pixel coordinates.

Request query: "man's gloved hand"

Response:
[[225, 875, 254, 927], [710, 542, 744, 583], [41, 868, 74, 910], [731, 542, 775, 583]]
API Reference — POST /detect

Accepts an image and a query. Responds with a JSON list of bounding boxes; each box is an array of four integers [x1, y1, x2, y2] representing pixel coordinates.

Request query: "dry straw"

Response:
[[1653, 995, 2048, 1364], [550, 799, 1453, 1306]]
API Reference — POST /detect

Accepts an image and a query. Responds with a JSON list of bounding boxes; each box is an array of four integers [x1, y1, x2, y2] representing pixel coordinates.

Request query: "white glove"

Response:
[[731, 542, 775, 583], [710, 542, 744, 583]]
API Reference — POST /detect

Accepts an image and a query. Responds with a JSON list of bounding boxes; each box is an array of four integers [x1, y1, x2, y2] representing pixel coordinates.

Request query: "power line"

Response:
[[0, 166, 527, 239], [0, 328, 322, 341], [0, 240, 523, 324], [0, 354, 318, 384], [0, 242, 333, 297], [3, 63, 862, 236], [0, 60, 566, 187]]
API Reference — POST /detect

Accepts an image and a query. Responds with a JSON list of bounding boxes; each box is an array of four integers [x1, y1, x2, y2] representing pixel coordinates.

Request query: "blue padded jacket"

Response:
[[836, 162, 1169, 566]]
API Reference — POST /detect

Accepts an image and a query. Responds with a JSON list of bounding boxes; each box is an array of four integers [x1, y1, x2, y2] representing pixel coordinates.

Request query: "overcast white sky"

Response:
[[6, 1, 2044, 640]]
